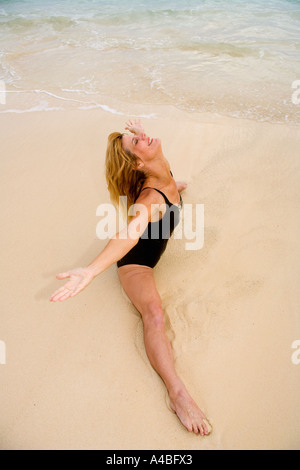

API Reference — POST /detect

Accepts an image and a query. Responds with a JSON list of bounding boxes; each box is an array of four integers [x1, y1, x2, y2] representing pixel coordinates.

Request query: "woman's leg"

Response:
[[118, 264, 211, 435]]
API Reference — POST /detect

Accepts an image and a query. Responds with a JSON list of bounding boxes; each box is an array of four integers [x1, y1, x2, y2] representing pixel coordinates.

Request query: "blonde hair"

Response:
[[105, 132, 146, 220]]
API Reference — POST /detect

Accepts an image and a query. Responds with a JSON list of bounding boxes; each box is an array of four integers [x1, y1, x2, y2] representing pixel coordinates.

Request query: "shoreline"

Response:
[[0, 107, 299, 450], [1, 86, 300, 128]]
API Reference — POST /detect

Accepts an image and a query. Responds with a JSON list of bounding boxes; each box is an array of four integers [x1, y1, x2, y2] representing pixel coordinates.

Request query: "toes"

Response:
[[182, 418, 193, 433], [195, 419, 211, 436], [203, 419, 212, 435], [192, 423, 199, 434], [201, 421, 207, 436], [198, 424, 204, 436], [186, 421, 193, 433], [191, 419, 209, 436]]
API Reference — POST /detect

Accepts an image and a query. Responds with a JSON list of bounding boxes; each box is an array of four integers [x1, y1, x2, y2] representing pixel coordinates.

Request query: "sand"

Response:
[[0, 106, 300, 450]]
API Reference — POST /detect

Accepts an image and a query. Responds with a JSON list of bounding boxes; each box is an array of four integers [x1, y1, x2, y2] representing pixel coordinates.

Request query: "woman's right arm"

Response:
[[86, 227, 142, 277], [49, 190, 159, 302]]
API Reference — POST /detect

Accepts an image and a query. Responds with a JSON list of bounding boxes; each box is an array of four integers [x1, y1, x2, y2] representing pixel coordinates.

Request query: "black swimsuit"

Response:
[[117, 182, 183, 269]]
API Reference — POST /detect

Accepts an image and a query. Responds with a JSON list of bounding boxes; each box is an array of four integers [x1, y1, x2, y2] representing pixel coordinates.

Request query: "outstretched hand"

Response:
[[125, 118, 145, 135], [49, 267, 95, 302]]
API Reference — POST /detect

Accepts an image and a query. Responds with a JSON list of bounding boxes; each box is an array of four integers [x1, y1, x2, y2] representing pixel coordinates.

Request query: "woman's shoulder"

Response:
[[135, 187, 165, 205]]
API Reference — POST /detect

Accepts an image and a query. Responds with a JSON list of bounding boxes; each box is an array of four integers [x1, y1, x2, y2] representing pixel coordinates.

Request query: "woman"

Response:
[[50, 119, 211, 436]]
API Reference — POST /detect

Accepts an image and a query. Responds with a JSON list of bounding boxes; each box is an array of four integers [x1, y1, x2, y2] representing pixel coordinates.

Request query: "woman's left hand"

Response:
[[125, 119, 145, 135]]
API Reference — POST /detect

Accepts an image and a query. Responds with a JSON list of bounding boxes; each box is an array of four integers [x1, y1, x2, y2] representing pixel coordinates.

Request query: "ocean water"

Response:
[[0, 0, 299, 123]]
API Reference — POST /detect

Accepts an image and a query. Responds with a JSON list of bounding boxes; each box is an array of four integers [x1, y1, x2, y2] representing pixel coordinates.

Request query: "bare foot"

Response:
[[176, 181, 188, 193], [169, 386, 212, 435]]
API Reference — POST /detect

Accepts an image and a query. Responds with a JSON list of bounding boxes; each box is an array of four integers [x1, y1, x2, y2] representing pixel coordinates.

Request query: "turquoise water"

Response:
[[0, 0, 300, 123]]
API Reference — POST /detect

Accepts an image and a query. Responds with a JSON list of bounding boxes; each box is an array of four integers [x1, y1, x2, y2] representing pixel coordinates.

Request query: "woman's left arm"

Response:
[[125, 118, 145, 135]]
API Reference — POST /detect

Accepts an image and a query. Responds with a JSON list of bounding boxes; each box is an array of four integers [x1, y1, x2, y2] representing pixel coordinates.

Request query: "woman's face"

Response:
[[122, 132, 161, 166]]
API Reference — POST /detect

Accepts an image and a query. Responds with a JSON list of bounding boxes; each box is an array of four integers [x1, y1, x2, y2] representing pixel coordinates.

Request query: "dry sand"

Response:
[[0, 106, 300, 449]]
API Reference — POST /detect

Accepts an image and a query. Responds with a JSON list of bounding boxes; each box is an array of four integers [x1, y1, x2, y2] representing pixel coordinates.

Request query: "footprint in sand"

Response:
[[163, 297, 218, 358]]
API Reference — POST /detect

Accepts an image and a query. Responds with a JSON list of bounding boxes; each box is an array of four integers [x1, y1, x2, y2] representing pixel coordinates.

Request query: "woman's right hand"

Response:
[[125, 118, 145, 135], [49, 267, 95, 302]]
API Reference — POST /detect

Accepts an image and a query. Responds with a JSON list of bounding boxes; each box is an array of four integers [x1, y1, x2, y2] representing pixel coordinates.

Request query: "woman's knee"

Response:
[[142, 300, 164, 328]]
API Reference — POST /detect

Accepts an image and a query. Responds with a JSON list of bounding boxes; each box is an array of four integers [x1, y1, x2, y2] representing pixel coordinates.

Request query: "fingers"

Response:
[[49, 278, 88, 302], [125, 118, 141, 126], [125, 119, 133, 128], [49, 286, 72, 302], [125, 119, 133, 132], [56, 289, 72, 302], [125, 118, 144, 134], [56, 272, 70, 280]]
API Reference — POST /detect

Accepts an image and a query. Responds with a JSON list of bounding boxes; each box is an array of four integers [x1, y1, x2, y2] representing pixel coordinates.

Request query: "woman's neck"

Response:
[[143, 155, 172, 189]]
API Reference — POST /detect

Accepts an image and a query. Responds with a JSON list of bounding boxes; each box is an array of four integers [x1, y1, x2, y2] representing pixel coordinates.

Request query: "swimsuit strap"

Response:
[[140, 187, 173, 206], [139, 170, 182, 207]]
